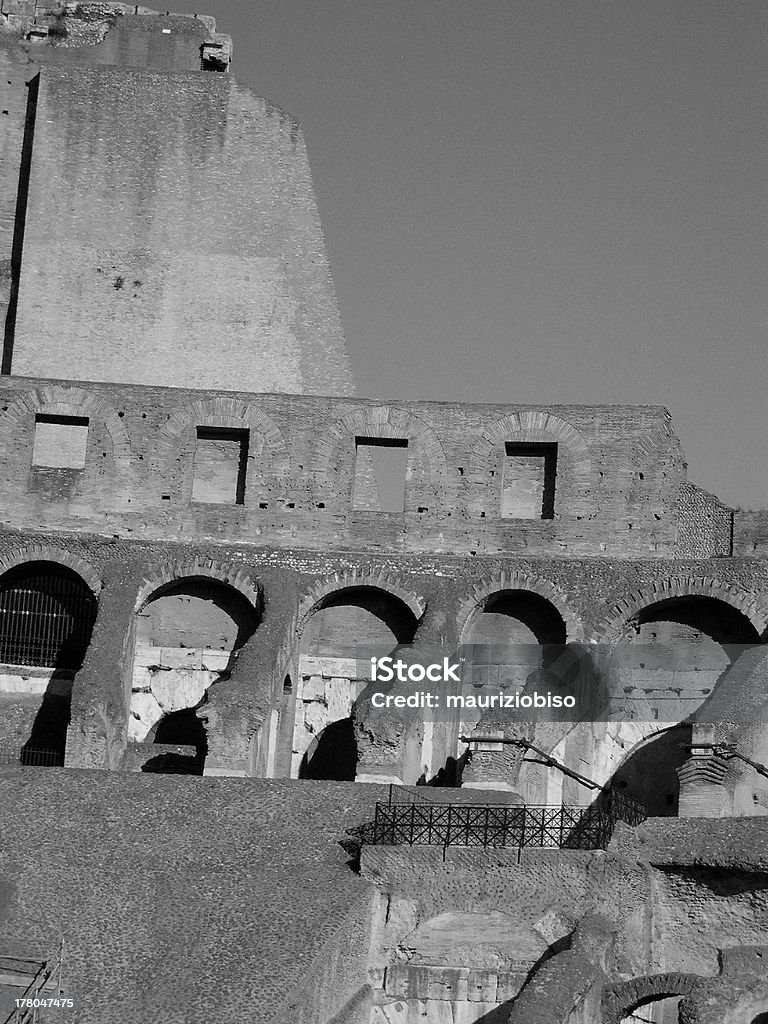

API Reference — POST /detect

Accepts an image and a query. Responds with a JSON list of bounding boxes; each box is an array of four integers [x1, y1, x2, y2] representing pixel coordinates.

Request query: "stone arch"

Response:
[[157, 397, 289, 472], [129, 565, 261, 773], [468, 410, 591, 477], [598, 578, 766, 641], [297, 570, 425, 636], [313, 405, 449, 510], [1, 385, 132, 464], [601, 722, 693, 816], [0, 554, 100, 758], [134, 560, 261, 614], [293, 573, 424, 781], [625, 416, 684, 471], [456, 572, 583, 643], [0, 546, 102, 595], [152, 397, 290, 505], [602, 973, 702, 1024]]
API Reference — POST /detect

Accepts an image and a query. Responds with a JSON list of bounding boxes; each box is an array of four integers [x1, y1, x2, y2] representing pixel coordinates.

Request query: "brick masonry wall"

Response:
[[676, 482, 733, 558], [0, 523, 764, 771], [0, 377, 732, 558]]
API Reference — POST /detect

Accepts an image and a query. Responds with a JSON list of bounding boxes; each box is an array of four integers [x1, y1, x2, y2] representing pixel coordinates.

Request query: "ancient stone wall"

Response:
[[8, 63, 352, 394], [0, 377, 725, 557], [0, 524, 764, 776]]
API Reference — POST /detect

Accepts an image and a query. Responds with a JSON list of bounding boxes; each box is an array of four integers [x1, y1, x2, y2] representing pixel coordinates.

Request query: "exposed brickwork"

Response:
[[0, 8, 764, 1024], [0, 376, 736, 558]]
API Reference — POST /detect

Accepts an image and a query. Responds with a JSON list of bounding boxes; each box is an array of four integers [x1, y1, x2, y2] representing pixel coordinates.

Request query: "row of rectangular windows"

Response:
[[30, 416, 558, 520]]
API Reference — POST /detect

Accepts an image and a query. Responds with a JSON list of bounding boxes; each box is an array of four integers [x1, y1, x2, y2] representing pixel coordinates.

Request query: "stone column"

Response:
[[65, 562, 138, 770]]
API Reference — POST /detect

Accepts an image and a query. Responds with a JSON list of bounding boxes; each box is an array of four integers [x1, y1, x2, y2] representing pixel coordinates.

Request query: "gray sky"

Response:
[[175, 0, 766, 509]]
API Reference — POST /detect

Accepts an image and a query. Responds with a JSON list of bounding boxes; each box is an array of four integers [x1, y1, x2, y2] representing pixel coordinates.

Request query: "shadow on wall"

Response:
[[609, 724, 692, 817], [0, 561, 98, 764], [141, 706, 209, 775], [128, 577, 260, 775], [299, 717, 357, 781]]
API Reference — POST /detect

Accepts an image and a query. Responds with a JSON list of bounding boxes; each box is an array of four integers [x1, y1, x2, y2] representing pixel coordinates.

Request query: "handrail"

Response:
[[2, 940, 63, 1024]]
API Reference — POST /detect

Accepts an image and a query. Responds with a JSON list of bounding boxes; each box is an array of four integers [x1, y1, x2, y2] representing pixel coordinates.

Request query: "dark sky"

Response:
[[175, 0, 766, 509]]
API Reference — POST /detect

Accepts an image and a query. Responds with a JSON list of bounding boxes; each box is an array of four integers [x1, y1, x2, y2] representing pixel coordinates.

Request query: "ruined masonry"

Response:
[[0, 6, 766, 1024]]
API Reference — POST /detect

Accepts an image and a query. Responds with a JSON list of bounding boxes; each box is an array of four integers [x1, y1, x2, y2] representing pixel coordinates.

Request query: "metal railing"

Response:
[[0, 746, 65, 768], [363, 789, 645, 851], [0, 571, 96, 669], [2, 941, 63, 1024]]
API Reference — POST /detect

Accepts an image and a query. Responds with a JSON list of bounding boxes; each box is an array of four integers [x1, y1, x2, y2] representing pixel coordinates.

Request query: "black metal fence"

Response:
[[0, 569, 96, 669], [0, 746, 65, 767], [364, 788, 645, 851]]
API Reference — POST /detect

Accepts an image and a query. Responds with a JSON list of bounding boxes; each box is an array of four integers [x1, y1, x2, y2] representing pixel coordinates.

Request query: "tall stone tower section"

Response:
[[0, 5, 354, 396]]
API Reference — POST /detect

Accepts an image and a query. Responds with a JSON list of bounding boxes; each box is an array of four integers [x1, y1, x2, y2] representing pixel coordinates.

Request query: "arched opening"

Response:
[[299, 718, 357, 781], [129, 577, 258, 774], [750, 1014, 768, 1024], [0, 561, 97, 763], [624, 595, 760, 734], [462, 590, 567, 690], [609, 725, 692, 817], [295, 586, 418, 780], [459, 591, 570, 794]]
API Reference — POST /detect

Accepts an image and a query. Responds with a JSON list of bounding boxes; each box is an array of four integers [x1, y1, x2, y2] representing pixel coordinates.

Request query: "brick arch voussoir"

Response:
[[469, 411, 591, 477], [0, 546, 102, 595], [156, 398, 290, 473], [456, 572, 584, 643], [296, 570, 426, 636], [134, 560, 262, 613], [601, 972, 703, 1024], [597, 577, 767, 641], [313, 406, 449, 484], [1, 386, 132, 463]]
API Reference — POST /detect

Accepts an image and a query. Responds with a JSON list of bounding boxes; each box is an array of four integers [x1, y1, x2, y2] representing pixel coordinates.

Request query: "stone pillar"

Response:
[[355, 604, 459, 786], [65, 563, 138, 770]]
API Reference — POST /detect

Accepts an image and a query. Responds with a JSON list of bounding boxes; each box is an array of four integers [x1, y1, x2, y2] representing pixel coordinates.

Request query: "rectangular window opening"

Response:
[[32, 414, 89, 469], [192, 426, 249, 505], [502, 442, 557, 519], [353, 436, 408, 513]]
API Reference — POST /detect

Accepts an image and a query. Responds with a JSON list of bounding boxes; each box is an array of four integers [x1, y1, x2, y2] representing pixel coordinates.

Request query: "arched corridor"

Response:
[[129, 577, 259, 773], [0, 560, 97, 760], [293, 586, 418, 780]]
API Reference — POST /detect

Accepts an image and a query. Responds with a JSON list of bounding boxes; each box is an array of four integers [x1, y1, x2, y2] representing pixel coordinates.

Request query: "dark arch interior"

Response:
[[140, 577, 259, 652], [480, 591, 567, 645], [143, 707, 208, 775], [610, 725, 692, 817], [0, 561, 98, 760], [301, 586, 419, 659], [315, 587, 418, 643], [750, 1014, 768, 1023], [299, 718, 357, 782], [637, 595, 760, 646], [0, 560, 97, 669]]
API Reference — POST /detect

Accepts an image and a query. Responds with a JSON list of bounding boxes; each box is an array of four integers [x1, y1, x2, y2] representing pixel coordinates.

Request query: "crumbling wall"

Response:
[[676, 482, 733, 557], [0, 377, 719, 557]]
